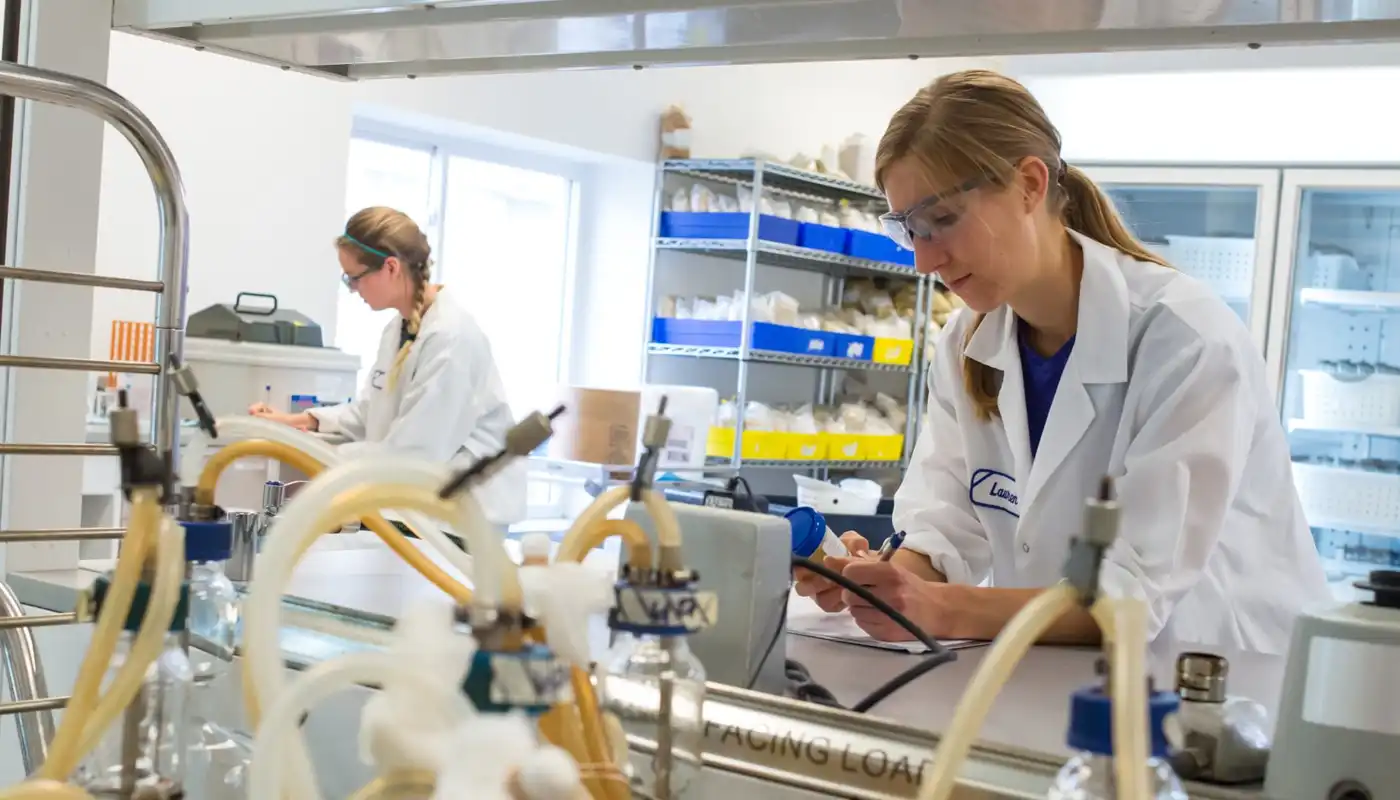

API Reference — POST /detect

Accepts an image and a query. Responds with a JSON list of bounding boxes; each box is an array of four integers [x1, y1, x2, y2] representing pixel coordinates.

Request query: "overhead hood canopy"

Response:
[[112, 0, 1400, 79]]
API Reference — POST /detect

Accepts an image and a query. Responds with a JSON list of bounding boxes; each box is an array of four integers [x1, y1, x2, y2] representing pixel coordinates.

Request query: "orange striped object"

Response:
[[108, 320, 155, 386]]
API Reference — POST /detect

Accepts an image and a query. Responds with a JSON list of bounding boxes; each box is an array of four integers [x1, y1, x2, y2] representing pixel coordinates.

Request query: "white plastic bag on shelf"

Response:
[[765, 291, 801, 326], [771, 199, 794, 219], [796, 205, 820, 224], [715, 399, 737, 428], [818, 208, 842, 228], [715, 193, 740, 213], [670, 189, 691, 212], [790, 404, 820, 434], [744, 401, 778, 431], [839, 133, 875, 187], [689, 183, 718, 212]]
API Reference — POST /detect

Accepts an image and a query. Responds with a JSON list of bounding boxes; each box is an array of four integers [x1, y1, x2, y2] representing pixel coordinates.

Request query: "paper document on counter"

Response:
[[786, 591, 978, 654]]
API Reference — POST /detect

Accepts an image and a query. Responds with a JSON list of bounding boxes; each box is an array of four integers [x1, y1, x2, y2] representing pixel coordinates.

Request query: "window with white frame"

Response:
[[340, 127, 578, 515], [340, 129, 576, 417]]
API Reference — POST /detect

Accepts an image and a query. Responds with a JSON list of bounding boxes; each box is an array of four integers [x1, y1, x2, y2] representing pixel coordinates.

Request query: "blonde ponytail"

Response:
[[876, 70, 1170, 421]]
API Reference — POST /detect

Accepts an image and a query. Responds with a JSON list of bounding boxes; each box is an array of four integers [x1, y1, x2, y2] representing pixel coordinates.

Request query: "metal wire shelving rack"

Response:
[[641, 158, 932, 479]]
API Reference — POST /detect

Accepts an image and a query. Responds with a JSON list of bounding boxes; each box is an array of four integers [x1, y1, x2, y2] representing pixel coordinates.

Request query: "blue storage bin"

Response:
[[651, 318, 739, 346], [797, 222, 849, 254], [658, 212, 800, 245], [752, 323, 833, 356], [651, 318, 833, 356], [847, 229, 916, 267], [832, 333, 875, 361]]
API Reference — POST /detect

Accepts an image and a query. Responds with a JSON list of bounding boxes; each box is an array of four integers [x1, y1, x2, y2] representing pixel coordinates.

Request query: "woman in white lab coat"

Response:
[[250, 206, 523, 529], [796, 70, 1331, 655]]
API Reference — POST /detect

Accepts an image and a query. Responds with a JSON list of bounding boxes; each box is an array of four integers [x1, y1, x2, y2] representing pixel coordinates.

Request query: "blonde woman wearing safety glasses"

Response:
[[796, 71, 1329, 656], [251, 206, 523, 532]]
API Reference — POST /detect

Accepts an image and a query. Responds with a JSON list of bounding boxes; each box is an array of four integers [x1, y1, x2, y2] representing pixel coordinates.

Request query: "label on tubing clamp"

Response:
[[611, 584, 719, 635]]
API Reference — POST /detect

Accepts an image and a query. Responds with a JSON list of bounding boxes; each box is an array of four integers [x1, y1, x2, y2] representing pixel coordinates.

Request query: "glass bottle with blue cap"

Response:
[[1049, 681, 1187, 799], [181, 519, 251, 800]]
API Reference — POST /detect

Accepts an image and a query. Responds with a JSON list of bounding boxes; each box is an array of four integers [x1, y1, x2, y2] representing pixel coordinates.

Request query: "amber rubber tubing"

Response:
[[36, 489, 159, 781], [195, 439, 472, 605]]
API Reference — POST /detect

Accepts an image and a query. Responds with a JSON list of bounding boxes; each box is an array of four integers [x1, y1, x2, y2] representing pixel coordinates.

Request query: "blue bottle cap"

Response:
[[786, 506, 828, 559], [180, 519, 233, 562], [1066, 684, 1179, 758]]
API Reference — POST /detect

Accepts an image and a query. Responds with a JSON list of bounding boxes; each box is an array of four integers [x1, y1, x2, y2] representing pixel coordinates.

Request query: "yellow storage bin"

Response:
[[706, 428, 787, 460], [786, 433, 826, 461], [862, 434, 905, 461], [826, 433, 864, 461], [873, 337, 915, 366]]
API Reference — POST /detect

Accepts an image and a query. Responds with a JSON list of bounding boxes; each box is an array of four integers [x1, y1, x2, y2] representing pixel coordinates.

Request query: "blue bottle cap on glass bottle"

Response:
[[1066, 684, 1179, 758], [180, 519, 233, 562], [785, 506, 828, 559]]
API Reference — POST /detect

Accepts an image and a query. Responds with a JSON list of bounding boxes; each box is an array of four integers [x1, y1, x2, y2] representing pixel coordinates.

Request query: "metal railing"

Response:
[[0, 59, 190, 772]]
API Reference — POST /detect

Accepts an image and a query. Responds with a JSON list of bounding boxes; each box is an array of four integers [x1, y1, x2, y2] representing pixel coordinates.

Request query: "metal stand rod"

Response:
[[0, 582, 55, 774]]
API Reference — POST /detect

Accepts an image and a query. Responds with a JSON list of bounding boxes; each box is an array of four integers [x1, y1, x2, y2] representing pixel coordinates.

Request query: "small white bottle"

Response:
[[1048, 686, 1188, 800]]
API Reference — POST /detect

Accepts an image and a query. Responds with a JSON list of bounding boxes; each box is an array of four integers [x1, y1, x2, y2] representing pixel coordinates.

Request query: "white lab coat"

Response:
[[896, 231, 1332, 654], [309, 287, 525, 525]]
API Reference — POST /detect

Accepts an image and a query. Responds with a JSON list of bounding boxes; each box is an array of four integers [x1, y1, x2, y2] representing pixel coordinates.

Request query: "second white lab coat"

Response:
[[896, 231, 1332, 654], [309, 287, 525, 525]]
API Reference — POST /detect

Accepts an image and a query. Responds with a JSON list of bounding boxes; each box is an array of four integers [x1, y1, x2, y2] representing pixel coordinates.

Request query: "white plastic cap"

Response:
[[520, 533, 553, 563]]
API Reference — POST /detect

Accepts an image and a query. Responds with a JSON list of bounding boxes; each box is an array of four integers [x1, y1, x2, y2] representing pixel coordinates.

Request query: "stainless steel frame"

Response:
[[110, 0, 1400, 80], [0, 60, 189, 738]]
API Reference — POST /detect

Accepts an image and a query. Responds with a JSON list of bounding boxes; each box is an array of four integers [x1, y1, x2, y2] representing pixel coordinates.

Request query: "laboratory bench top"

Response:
[[6, 532, 1287, 768]]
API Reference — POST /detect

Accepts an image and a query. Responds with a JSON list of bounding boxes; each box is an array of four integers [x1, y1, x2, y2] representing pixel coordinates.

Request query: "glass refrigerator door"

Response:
[[1083, 167, 1281, 357], [1272, 169, 1400, 599]]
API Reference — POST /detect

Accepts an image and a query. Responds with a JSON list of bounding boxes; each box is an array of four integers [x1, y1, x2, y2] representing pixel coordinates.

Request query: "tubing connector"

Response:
[[458, 606, 571, 715], [438, 405, 565, 499], [110, 389, 175, 503], [168, 354, 217, 438], [631, 397, 672, 502], [1061, 476, 1120, 605]]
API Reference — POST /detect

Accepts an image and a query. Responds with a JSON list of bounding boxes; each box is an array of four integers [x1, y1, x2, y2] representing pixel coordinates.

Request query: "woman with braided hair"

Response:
[[250, 206, 523, 528]]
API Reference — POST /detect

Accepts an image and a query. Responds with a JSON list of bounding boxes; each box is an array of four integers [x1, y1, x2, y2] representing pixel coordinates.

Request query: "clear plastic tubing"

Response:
[[191, 416, 473, 583], [247, 651, 456, 800], [245, 457, 504, 799], [785, 507, 850, 559]]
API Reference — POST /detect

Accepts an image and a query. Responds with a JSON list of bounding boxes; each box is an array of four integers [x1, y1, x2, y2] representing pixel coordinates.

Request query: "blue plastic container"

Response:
[[797, 222, 850, 254], [659, 212, 801, 245], [651, 319, 834, 356], [847, 229, 916, 267], [786, 507, 833, 559], [832, 333, 875, 361]]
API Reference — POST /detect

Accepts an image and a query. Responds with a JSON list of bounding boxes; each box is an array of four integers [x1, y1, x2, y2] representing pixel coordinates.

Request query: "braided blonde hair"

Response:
[[875, 70, 1169, 421], [337, 206, 433, 391]]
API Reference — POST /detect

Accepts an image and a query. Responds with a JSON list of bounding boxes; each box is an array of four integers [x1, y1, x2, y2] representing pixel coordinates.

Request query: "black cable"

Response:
[[746, 589, 788, 691], [789, 556, 959, 713]]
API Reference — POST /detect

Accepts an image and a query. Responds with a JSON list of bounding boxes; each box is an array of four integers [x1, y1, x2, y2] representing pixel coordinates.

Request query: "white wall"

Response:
[[1021, 66, 1400, 164], [93, 33, 352, 363]]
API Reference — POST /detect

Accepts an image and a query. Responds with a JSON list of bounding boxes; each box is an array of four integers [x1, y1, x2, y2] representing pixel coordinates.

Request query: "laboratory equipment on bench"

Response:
[[916, 477, 1153, 800], [623, 502, 789, 696], [186, 291, 324, 347], [1266, 569, 1400, 800], [1050, 676, 1186, 800], [1169, 652, 1270, 785]]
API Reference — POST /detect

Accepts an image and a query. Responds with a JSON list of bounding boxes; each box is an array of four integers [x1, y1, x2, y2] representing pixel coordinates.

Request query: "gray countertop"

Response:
[[6, 533, 1287, 766]]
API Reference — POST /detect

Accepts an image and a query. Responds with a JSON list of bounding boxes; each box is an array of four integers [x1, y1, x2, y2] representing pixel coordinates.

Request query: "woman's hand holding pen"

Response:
[[795, 531, 968, 642]]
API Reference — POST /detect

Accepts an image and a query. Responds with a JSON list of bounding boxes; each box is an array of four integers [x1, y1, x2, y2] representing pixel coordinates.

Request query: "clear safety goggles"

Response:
[[878, 176, 985, 251]]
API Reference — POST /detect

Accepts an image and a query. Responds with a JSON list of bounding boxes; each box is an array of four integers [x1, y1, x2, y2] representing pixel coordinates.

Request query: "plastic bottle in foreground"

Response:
[[78, 580, 193, 797], [1048, 686, 1187, 800], [785, 506, 850, 559], [182, 520, 251, 799]]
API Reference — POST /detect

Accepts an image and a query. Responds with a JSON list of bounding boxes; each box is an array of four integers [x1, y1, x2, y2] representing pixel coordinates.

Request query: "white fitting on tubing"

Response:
[[248, 651, 460, 800], [245, 455, 506, 800], [195, 416, 474, 583]]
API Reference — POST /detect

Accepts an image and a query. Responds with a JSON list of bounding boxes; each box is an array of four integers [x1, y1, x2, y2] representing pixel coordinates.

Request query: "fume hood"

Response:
[[112, 0, 1400, 78]]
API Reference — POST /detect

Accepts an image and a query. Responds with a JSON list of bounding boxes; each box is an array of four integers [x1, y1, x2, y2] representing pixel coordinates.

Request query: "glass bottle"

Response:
[[79, 578, 193, 798], [182, 520, 252, 800], [1048, 686, 1187, 800], [598, 631, 706, 799]]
